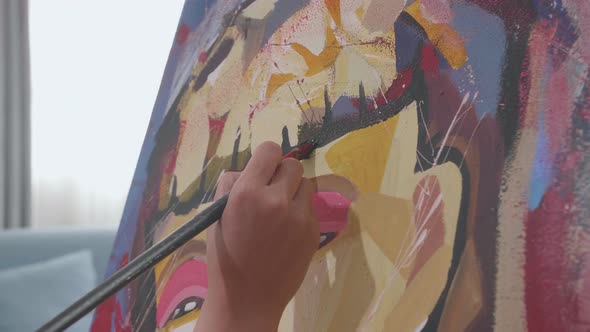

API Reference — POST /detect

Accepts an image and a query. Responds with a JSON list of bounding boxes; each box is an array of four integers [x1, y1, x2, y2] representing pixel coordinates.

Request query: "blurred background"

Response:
[[1, 2, 190, 330], [2, 0, 185, 229]]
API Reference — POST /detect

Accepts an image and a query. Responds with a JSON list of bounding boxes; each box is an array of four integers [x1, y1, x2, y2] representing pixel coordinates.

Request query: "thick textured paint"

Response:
[[420, 44, 439, 74], [393, 13, 423, 71], [325, 0, 342, 27], [331, 96, 358, 119], [206, 113, 228, 159], [525, 154, 577, 332], [291, 27, 341, 77], [266, 73, 296, 98], [405, 1, 468, 69], [367, 68, 413, 112], [361, 0, 405, 33], [95, 0, 590, 331], [420, 0, 452, 24], [193, 38, 235, 92]]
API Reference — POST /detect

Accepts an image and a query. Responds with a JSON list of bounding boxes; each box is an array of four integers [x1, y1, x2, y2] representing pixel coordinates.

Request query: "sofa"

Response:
[[0, 228, 117, 331], [0, 228, 117, 281], [0, 228, 117, 277]]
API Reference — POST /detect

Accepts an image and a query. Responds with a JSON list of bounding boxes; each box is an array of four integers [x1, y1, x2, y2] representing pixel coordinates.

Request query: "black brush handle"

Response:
[[37, 193, 229, 332]]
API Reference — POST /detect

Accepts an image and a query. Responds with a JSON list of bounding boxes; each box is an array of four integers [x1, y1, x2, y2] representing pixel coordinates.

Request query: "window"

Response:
[[30, 0, 185, 227]]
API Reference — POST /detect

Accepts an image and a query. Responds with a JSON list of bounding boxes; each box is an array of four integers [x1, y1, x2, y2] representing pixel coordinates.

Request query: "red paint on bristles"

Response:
[[283, 142, 316, 160]]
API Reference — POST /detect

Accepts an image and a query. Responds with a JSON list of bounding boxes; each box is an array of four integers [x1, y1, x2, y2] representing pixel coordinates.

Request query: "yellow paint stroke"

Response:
[[292, 26, 341, 77], [164, 308, 200, 331], [405, 1, 467, 69], [159, 173, 174, 211], [349, 192, 414, 273], [355, 6, 365, 21], [438, 239, 483, 331], [325, 0, 341, 27], [383, 245, 453, 330], [266, 73, 296, 99], [326, 115, 399, 192]]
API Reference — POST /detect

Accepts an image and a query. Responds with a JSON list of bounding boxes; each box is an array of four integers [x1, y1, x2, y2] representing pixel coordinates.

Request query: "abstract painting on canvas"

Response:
[[92, 0, 590, 331]]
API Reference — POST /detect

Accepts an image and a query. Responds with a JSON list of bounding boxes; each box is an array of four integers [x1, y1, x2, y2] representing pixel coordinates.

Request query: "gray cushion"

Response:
[[0, 228, 116, 281], [0, 250, 96, 332]]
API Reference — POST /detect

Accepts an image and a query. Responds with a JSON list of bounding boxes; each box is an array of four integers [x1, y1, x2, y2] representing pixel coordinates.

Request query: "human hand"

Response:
[[196, 141, 319, 331]]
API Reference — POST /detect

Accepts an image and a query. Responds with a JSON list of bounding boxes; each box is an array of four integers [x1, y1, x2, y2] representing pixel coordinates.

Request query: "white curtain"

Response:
[[29, 0, 184, 228], [0, 0, 31, 229]]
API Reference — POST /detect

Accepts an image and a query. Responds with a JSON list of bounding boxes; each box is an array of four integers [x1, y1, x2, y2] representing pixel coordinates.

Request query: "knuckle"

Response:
[[231, 185, 253, 204], [282, 158, 304, 176], [218, 172, 240, 189], [257, 141, 282, 158], [225, 171, 241, 179], [266, 195, 288, 214]]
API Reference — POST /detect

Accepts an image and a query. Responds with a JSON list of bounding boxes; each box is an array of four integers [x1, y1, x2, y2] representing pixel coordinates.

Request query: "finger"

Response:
[[294, 178, 320, 247], [215, 171, 241, 200], [270, 158, 304, 198], [242, 141, 283, 185], [293, 177, 316, 214]]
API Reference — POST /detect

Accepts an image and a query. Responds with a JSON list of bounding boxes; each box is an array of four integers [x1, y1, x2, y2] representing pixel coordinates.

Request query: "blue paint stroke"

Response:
[[529, 113, 552, 209], [394, 14, 422, 71], [449, 4, 506, 119], [333, 96, 358, 119]]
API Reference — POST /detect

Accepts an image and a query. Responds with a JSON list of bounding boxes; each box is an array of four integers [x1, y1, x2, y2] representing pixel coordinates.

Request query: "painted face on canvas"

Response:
[[151, 217, 208, 332], [94, 0, 590, 331], [146, 0, 468, 331]]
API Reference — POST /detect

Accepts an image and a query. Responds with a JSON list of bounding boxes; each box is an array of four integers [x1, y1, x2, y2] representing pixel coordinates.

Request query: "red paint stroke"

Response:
[[91, 295, 116, 332], [163, 146, 179, 174], [378, 67, 414, 110], [421, 44, 440, 75], [525, 151, 583, 332], [352, 67, 413, 111], [208, 116, 226, 135], [544, 29, 574, 157], [198, 51, 208, 64], [468, 0, 536, 27], [176, 24, 190, 45], [91, 255, 132, 332], [248, 99, 269, 124], [517, 50, 532, 128], [119, 253, 129, 268], [206, 113, 229, 160]]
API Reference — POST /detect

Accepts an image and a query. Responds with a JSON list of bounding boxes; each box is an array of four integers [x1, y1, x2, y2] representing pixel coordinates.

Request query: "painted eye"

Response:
[[156, 259, 208, 328], [166, 296, 204, 323], [319, 232, 338, 248]]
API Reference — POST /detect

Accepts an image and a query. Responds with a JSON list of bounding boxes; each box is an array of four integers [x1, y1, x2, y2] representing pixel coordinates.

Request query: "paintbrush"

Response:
[[37, 141, 318, 332]]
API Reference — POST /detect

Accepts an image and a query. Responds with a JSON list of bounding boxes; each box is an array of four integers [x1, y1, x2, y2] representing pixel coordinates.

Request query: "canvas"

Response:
[[92, 0, 590, 331]]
